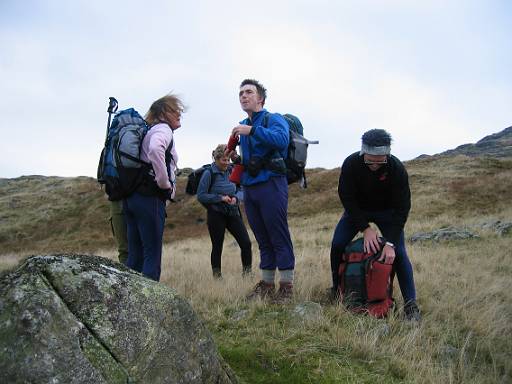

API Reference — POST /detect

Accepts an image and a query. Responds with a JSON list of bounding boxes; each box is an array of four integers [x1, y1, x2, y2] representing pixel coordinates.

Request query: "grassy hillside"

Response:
[[0, 168, 341, 256], [1, 155, 511, 256], [1, 154, 512, 383]]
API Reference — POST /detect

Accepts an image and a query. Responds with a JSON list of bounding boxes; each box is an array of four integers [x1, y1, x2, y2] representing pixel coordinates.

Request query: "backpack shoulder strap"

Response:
[[206, 166, 216, 194], [262, 111, 270, 128], [165, 138, 175, 163]]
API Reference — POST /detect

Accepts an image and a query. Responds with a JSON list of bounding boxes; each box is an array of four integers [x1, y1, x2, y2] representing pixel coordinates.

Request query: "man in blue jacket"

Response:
[[230, 79, 295, 302]]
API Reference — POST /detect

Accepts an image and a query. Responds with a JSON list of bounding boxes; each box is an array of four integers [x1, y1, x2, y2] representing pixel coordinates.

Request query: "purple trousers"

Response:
[[243, 176, 294, 270]]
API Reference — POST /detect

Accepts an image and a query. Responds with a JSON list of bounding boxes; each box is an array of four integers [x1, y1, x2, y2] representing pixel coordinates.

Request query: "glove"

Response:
[[227, 134, 238, 151]]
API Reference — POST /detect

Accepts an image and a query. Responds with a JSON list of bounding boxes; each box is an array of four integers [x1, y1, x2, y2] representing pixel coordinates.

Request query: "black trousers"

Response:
[[207, 209, 252, 271]]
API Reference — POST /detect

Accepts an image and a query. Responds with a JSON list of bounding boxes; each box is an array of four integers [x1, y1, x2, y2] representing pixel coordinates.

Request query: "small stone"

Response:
[[230, 310, 249, 322], [292, 301, 323, 323], [375, 323, 390, 337]]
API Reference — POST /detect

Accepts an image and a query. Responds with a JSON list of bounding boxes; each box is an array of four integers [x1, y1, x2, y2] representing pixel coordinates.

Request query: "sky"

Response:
[[1, 0, 510, 178]]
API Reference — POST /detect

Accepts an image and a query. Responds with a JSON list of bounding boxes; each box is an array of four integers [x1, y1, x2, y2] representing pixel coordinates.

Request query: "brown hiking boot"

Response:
[[246, 280, 275, 300], [272, 282, 293, 304]]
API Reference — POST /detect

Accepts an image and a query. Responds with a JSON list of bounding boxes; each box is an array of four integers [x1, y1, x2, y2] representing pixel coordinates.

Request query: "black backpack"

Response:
[[97, 108, 150, 201], [185, 164, 214, 195], [263, 113, 318, 188]]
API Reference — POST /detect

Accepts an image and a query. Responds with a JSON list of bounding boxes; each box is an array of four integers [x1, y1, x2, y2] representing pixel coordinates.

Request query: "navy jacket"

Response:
[[197, 163, 242, 215]]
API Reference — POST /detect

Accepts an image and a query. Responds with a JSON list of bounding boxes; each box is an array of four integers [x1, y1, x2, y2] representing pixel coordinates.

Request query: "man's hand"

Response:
[[363, 227, 380, 254], [231, 124, 252, 138], [224, 148, 236, 158], [378, 244, 396, 264]]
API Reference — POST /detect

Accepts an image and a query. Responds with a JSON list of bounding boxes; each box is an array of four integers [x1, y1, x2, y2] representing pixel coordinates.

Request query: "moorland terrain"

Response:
[[1, 127, 511, 383]]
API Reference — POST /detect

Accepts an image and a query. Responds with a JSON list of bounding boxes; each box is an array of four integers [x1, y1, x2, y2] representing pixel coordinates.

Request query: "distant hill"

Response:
[[418, 126, 512, 159], [1, 127, 511, 255]]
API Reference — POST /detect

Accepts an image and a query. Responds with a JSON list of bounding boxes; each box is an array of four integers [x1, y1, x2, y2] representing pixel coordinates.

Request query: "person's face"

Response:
[[239, 84, 264, 114], [363, 154, 387, 171], [164, 110, 182, 130], [215, 155, 230, 172]]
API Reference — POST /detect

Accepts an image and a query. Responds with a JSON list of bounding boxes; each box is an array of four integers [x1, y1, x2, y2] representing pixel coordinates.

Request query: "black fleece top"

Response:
[[338, 152, 411, 245]]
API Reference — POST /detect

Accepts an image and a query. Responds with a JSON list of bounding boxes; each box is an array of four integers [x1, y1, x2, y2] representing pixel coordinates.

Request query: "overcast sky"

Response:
[[1, 0, 510, 178]]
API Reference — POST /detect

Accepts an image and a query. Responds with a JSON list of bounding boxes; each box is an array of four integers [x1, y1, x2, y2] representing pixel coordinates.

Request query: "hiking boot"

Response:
[[272, 282, 293, 304], [404, 301, 421, 322], [246, 280, 275, 300], [242, 265, 253, 278], [326, 286, 340, 304], [212, 268, 222, 279]]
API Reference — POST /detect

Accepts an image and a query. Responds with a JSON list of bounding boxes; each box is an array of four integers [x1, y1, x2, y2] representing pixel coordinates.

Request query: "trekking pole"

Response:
[[105, 97, 118, 142], [98, 97, 118, 185]]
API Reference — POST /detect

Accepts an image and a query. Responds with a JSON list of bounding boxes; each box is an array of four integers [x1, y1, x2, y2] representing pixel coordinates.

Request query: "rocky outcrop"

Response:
[[480, 220, 512, 236], [410, 227, 478, 243], [0, 254, 237, 384], [437, 126, 512, 158], [410, 221, 512, 243]]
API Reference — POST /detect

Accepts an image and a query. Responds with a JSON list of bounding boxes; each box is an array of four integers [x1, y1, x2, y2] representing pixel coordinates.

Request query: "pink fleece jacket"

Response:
[[140, 123, 178, 197]]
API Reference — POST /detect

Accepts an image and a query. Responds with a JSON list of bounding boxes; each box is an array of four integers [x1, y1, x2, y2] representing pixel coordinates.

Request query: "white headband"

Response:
[[359, 143, 391, 156]]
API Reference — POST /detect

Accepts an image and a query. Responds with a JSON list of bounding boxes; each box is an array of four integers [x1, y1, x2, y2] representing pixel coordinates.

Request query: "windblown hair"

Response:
[[240, 79, 267, 106], [212, 144, 227, 160], [145, 93, 186, 127], [361, 129, 392, 147]]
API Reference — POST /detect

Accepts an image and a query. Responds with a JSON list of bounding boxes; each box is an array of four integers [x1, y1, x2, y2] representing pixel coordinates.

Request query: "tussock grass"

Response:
[[84, 210, 511, 383], [2, 155, 512, 382]]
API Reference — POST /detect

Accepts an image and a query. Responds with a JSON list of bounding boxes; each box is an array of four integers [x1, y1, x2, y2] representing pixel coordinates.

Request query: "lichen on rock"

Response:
[[0, 254, 237, 384]]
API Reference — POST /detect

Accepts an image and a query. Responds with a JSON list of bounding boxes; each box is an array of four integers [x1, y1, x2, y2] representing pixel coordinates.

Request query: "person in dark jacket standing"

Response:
[[330, 129, 421, 321], [197, 144, 252, 279], [228, 79, 295, 302]]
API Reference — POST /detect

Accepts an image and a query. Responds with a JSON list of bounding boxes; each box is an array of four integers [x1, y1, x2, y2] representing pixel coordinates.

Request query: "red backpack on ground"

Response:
[[338, 237, 394, 318]]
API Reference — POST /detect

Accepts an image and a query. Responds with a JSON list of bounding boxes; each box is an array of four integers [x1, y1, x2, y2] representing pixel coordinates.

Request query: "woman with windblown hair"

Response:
[[123, 93, 186, 281]]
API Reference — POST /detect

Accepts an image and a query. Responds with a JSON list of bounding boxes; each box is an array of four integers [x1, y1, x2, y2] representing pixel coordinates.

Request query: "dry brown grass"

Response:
[[88, 209, 512, 383], [2, 155, 509, 255], [1, 155, 511, 382]]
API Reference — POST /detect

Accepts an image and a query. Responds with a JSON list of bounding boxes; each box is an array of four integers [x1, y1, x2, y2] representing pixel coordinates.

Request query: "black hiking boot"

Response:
[[404, 300, 421, 322], [212, 268, 222, 279], [242, 265, 253, 278], [326, 286, 340, 304]]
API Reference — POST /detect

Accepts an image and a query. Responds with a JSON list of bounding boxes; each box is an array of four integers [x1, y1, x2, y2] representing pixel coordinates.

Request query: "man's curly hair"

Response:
[[361, 129, 392, 147]]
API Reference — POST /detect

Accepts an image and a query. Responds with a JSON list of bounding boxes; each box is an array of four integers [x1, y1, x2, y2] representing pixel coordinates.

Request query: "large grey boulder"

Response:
[[0, 254, 237, 384]]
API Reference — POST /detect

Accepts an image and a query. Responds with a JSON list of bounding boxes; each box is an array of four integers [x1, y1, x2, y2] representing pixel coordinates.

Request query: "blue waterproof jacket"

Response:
[[239, 109, 289, 186]]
